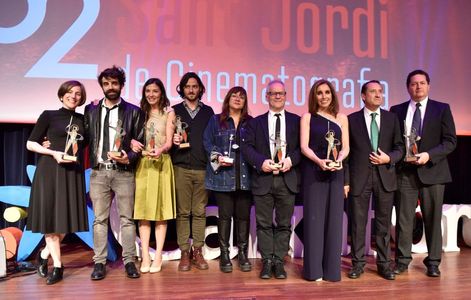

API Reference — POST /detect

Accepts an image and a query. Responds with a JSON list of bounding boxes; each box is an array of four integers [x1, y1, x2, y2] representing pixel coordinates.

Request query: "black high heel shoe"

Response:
[[46, 266, 64, 285], [36, 250, 49, 278]]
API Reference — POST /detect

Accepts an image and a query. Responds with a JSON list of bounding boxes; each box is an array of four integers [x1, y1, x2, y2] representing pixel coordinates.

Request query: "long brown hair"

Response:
[[219, 86, 250, 128], [308, 79, 339, 117]]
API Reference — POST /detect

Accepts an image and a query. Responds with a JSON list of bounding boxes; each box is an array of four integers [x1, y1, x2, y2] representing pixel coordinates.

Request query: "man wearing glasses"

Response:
[[242, 80, 301, 279]]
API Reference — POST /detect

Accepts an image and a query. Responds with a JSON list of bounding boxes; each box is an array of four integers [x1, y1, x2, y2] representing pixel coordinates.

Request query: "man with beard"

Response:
[[85, 66, 145, 280], [172, 72, 214, 271]]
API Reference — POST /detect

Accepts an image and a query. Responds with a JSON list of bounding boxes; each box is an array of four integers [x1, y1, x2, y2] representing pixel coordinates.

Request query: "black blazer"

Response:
[[241, 111, 301, 195], [345, 108, 403, 196], [390, 99, 457, 185]]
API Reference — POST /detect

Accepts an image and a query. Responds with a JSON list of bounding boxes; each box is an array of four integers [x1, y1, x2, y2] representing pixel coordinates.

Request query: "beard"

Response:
[[105, 89, 121, 101]]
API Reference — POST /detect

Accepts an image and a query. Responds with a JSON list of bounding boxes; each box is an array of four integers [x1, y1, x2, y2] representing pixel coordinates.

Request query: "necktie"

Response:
[[412, 102, 422, 136], [274, 113, 281, 163], [370, 112, 379, 152], [102, 105, 118, 161]]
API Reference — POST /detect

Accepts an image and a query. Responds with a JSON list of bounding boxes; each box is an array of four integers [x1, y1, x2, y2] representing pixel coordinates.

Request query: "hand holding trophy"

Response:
[[109, 119, 126, 157], [62, 123, 83, 162], [404, 120, 421, 162], [325, 125, 342, 170], [174, 115, 190, 149], [220, 134, 236, 165], [270, 133, 287, 170], [142, 122, 157, 157]]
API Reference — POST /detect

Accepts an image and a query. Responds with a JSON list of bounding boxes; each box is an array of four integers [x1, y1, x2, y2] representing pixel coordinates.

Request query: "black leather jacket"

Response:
[[84, 98, 145, 169]]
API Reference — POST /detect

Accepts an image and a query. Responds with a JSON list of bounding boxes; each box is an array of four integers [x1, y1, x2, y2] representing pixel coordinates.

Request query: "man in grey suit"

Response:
[[390, 69, 456, 277], [345, 80, 403, 280]]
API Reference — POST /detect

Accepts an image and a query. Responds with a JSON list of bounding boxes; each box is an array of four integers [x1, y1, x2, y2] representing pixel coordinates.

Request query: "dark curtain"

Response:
[[0, 123, 37, 229], [1, 123, 471, 230]]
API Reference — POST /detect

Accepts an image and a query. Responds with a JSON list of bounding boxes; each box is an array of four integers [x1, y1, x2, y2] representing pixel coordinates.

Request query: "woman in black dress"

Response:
[[300, 79, 349, 281], [26, 80, 89, 285]]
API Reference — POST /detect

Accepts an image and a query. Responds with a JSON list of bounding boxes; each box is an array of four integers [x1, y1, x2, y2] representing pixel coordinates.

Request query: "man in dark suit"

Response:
[[345, 80, 403, 280], [241, 80, 300, 279], [390, 69, 456, 277]]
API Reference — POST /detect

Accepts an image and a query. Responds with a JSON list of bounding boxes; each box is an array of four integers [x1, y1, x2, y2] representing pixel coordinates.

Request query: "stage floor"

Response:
[[1, 243, 471, 299]]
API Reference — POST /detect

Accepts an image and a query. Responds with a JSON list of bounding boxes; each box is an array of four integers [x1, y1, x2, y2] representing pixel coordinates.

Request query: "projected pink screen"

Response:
[[1, 0, 470, 134]]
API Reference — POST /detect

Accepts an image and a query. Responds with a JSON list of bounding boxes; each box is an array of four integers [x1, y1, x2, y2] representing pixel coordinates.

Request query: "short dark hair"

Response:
[[361, 80, 382, 95], [406, 69, 430, 86], [57, 80, 87, 106], [308, 79, 339, 117], [176, 72, 206, 100], [97, 65, 126, 87], [140, 78, 170, 120]]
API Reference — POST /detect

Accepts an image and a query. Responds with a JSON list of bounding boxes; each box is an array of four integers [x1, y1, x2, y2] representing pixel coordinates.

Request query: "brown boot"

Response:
[[178, 250, 191, 271], [191, 247, 209, 270]]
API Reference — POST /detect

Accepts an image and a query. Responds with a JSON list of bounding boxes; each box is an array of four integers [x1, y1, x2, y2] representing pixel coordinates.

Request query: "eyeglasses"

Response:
[[267, 91, 287, 97]]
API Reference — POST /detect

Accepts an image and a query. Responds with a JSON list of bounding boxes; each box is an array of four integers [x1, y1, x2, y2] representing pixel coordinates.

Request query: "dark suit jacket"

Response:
[[390, 99, 457, 185], [241, 111, 301, 196], [346, 108, 403, 196]]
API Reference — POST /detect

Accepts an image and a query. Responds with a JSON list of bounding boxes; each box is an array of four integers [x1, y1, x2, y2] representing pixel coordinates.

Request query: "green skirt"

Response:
[[134, 153, 176, 221]]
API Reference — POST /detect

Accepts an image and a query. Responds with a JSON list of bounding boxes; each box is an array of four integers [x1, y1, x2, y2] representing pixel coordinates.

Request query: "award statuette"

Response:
[[142, 122, 157, 157], [63, 123, 83, 162], [270, 133, 287, 169], [221, 134, 236, 164], [109, 119, 126, 157], [404, 120, 421, 162], [174, 115, 190, 149], [325, 122, 342, 169]]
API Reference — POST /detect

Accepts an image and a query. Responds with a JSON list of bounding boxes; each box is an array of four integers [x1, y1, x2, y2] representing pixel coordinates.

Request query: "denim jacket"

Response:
[[203, 114, 251, 191]]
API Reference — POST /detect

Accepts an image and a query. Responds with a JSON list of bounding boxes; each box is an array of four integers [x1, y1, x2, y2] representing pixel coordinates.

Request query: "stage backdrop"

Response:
[[1, 0, 470, 134]]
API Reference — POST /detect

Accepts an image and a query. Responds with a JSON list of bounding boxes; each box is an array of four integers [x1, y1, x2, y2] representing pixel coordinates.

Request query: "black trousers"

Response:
[[350, 167, 394, 269], [253, 176, 295, 262], [395, 169, 444, 267], [213, 190, 252, 245]]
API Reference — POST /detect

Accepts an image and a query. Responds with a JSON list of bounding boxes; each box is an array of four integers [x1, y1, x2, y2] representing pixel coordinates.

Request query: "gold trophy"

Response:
[[174, 115, 190, 149], [325, 123, 342, 169], [109, 119, 126, 157], [404, 120, 421, 162], [142, 122, 157, 157], [63, 123, 83, 162], [270, 133, 287, 169]]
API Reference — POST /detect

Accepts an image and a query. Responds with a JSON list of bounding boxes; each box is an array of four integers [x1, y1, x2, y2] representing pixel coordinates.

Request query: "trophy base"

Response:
[[221, 157, 234, 164], [405, 155, 419, 162], [179, 143, 190, 149], [62, 154, 77, 162], [327, 161, 342, 170], [109, 151, 123, 157], [272, 162, 283, 169]]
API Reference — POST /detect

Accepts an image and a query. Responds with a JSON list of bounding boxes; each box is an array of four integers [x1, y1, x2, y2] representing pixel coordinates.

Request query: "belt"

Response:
[[95, 163, 129, 171]]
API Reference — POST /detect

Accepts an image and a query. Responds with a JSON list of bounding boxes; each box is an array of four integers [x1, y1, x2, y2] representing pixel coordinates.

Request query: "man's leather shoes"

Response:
[[178, 250, 191, 271], [393, 264, 408, 275], [125, 262, 140, 278], [259, 260, 273, 279], [274, 262, 287, 279], [378, 267, 396, 280], [426, 265, 441, 277], [347, 266, 364, 279], [191, 247, 209, 270], [91, 263, 106, 280]]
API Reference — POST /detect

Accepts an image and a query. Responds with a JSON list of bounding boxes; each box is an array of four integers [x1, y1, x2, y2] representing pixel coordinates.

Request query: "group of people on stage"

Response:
[[26, 66, 456, 285]]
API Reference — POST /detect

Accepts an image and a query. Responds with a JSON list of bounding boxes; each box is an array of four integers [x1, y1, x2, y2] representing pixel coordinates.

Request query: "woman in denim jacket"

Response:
[[203, 86, 253, 273]]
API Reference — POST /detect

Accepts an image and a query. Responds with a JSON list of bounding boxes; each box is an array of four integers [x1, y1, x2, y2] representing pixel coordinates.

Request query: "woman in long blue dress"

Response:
[[27, 80, 88, 285], [300, 79, 349, 282]]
